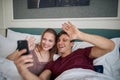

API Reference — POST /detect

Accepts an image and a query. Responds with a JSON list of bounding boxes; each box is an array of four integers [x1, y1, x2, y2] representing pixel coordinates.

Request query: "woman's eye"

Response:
[[42, 38, 46, 40], [49, 40, 53, 42]]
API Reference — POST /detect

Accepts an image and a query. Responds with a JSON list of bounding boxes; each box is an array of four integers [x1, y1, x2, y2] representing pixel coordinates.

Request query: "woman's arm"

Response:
[[6, 50, 19, 60]]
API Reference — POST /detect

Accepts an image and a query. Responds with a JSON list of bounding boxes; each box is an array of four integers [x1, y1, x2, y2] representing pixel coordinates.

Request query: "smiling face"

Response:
[[57, 34, 73, 57], [41, 32, 56, 51]]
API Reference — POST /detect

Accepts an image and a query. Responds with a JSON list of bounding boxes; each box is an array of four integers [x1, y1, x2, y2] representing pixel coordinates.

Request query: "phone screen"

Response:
[[17, 40, 29, 55]]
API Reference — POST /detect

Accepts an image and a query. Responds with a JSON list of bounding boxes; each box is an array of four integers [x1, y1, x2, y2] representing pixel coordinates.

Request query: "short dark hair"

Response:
[[57, 30, 68, 39], [57, 30, 75, 42]]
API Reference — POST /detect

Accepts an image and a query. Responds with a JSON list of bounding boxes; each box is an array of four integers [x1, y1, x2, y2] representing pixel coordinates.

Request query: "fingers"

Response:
[[12, 49, 26, 61], [14, 54, 33, 68], [62, 21, 74, 35], [62, 21, 79, 40], [68, 21, 74, 26], [62, 21, 74, 31], [62, 23, 70, 34], [67, 21, 77, 30], [62, 22, 70, 30], [26, 36, 35, 41], [20, 55, 33, 64], [17, 49, 27, 57], [26, 36, 36, 50], [26, 36, 36, 45]]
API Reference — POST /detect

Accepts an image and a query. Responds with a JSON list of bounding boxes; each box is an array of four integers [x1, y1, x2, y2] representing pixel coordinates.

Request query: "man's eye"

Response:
[[57, 40, 60, 42], [63, 39, 68, 42]]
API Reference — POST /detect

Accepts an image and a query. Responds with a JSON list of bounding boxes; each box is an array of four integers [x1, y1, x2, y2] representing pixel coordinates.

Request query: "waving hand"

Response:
[[62, 21, 81, 40]]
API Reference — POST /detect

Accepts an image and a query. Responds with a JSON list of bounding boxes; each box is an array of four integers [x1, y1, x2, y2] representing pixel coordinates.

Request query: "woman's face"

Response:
[[41, 32, 56, 51]]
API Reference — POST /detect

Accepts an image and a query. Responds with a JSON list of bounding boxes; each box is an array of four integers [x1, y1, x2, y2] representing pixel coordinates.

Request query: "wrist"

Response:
[[76, 31, 85, 40]]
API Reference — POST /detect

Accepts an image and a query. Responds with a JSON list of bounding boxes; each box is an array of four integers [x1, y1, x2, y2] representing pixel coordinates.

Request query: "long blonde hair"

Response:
[[36, 28, 57, 61]]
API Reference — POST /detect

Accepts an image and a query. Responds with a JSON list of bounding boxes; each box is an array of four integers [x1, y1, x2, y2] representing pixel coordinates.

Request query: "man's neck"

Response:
[[61, 50, 72, 57]]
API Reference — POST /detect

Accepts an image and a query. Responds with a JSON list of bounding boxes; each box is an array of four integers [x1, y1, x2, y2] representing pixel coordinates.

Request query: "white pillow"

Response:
[[72, 38, 120, 79], [7, 29, 41, 43], [72, 41, 93, 51], [93, 38, 120, 79], [0, 35, 17, 58]]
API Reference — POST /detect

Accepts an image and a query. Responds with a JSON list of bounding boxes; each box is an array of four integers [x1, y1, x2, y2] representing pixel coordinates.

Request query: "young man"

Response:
[[14, 21, 115, 80]]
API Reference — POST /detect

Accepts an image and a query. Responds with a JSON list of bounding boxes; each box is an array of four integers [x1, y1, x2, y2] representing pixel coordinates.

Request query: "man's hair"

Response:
[[57, 30, 68, 40], [57, 30, 75, 42]]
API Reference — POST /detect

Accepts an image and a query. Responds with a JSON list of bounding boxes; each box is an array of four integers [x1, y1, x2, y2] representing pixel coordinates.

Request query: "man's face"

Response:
[[57, 34, 73, 55]]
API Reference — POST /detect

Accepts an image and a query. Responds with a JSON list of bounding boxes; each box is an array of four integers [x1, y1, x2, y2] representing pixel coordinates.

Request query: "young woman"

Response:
[[7, 28, 57, 76]]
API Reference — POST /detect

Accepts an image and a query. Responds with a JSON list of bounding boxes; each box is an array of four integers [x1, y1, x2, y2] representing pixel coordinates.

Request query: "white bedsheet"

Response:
[[55, 68, 114, 80], [0, 37, 120, 80], [0, 58, 22, 80], [0, 56, 119, 80]]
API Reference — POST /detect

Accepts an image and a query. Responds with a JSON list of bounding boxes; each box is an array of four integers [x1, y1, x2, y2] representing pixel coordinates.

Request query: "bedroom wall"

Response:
[[0, 0, 120, 36], [13, 0, 118, 19], [0, 0, 5, 36]]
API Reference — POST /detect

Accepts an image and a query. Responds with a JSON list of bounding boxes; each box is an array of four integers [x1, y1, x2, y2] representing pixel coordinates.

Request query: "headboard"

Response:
[[8, 28, 120, 39]]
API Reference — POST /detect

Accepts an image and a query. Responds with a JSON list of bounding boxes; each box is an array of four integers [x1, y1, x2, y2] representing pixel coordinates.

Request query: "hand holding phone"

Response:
[[17, 40, 29, 55]]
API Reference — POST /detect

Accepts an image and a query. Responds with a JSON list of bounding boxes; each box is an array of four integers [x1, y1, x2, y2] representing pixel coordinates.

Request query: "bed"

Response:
[[0, 28, 120, 80]]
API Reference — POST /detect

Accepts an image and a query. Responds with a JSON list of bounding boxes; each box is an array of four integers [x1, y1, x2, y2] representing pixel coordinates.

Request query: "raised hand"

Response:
[[26, 36, 36, 51], [62, 21, 80, 40]]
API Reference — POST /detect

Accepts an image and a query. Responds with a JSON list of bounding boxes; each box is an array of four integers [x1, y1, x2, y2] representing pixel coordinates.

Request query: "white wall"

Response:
[[0, 0, 120, 36], [0, 0, 5, 36]]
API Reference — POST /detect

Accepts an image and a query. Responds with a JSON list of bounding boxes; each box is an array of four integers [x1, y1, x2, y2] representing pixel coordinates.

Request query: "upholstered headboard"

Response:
[[8, 28, 120, 39]]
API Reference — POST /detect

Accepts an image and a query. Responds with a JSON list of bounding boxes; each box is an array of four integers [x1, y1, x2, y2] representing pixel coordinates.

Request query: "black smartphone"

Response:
[[17, 40, 29, 55]]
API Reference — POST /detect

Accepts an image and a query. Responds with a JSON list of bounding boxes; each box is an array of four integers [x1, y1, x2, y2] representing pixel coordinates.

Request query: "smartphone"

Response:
[[17, 40, 29, 55]]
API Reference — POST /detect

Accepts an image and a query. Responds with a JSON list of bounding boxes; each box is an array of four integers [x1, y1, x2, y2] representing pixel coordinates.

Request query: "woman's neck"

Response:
[[35, 48, 50, 62]]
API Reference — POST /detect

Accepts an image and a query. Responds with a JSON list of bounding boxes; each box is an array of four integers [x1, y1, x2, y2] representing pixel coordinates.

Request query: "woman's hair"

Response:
[[36, 28, 57, 61]]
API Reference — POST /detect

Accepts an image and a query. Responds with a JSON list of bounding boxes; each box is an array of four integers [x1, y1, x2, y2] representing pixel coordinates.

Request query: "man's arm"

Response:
[[62, 21, 115, 58], [78, 32, 115, 58], [14, 49, 51, 80]]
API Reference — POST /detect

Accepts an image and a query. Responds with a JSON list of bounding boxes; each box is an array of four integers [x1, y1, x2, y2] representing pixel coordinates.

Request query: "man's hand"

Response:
[[62, 21, 80, 40]]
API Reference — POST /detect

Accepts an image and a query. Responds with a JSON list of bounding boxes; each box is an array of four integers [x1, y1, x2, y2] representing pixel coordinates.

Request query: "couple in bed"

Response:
[[7, 21, 115, 80]]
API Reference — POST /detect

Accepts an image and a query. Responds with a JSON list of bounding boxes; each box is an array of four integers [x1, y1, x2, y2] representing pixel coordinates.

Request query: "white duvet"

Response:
[[0, 37, 120, 80], [0, 58, 115, 80], [0, 57, 119, 80], [55, 68, 114, 80], [0, 58, 22, 80]]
